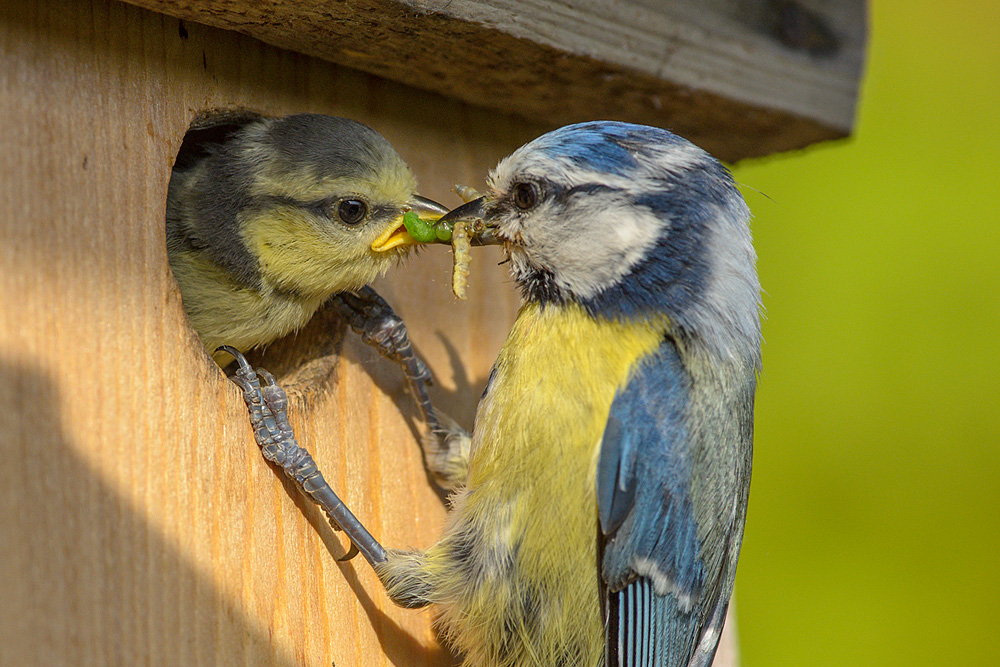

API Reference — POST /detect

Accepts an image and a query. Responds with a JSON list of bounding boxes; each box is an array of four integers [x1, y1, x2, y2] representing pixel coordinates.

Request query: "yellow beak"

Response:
[[370, 195, 448, 252], [371, 219, 418, 252]]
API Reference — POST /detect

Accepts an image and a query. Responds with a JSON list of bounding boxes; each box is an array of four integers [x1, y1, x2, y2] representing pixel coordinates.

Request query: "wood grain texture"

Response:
[[117, 0, 866, 162], [0, 0, 740, 664]]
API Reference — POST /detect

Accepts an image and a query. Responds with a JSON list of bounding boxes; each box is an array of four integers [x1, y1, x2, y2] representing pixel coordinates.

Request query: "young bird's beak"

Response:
[[434, 197, 501, 246], [371, 195, 449, 252]]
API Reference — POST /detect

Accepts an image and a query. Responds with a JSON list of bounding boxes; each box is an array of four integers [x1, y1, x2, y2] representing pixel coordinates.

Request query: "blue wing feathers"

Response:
[[597, 339, 701, 595], [598, 339, 716, 667], [596, 414, 636, 535], [607, 579, 703, 667]]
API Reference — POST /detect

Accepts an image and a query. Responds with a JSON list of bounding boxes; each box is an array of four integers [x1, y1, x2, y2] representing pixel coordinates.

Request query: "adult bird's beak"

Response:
[[370, 195, 449, 252], [434, 197, 501, 246]]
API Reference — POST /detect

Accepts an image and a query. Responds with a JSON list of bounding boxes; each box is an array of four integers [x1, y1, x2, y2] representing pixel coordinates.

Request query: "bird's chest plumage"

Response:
[[433, 302, 667, 667]]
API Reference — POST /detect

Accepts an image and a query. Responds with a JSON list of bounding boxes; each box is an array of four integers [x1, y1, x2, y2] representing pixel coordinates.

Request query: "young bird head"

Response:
[[440, 121, 761, 365], [168, 113, 445, 300]]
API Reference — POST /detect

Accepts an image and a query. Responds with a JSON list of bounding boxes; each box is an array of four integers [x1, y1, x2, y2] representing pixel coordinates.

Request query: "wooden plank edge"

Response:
[[121, 0, 853, 161]]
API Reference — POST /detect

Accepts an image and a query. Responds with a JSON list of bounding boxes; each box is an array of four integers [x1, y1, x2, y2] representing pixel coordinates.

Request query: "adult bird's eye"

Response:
[[337, 199, 368, 225], [512, 182, 539, 210]]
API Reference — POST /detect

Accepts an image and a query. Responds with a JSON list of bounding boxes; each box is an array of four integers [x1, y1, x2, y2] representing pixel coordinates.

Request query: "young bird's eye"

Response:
[[337, 199, 368, 225], [511, 182, 539, 211]]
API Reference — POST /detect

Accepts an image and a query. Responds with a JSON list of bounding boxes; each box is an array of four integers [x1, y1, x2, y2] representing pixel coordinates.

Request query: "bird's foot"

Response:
[[331, 287, 471, 489], [332, 286, 431, 385], [217, 345, 388, 564], [331, 286, 445, 431]]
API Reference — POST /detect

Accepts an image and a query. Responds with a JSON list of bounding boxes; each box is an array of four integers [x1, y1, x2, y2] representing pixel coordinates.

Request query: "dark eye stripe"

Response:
[[262, 195, 397, 224], [262, 195, 329, 217], [563, 183, 618, 197]]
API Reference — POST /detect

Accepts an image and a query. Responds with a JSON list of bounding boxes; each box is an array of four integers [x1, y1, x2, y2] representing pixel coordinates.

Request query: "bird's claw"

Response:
[[338, 542, 360, 562], [216, 345, 362, 561], [332, 287, 432, 385]]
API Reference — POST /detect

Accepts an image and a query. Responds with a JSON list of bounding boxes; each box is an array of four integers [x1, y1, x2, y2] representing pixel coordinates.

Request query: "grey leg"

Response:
[[220, 345, 444, 611], [219, 345, 386, 565], [331, 287, 471, 489]]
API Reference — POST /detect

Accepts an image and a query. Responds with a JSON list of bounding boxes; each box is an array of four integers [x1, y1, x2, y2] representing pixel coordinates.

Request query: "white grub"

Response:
[[451, 219, 472, 300], [452, 184, 482, 203]]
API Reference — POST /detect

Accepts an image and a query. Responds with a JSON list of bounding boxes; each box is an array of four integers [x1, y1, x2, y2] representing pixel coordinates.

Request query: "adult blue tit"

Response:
[[166, 111, 447, 363], [225, 121, 761, 667]]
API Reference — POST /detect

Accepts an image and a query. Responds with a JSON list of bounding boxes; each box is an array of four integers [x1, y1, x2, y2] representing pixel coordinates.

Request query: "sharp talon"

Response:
[[216, 345, 252, 372], [338, 541, 360, 562]]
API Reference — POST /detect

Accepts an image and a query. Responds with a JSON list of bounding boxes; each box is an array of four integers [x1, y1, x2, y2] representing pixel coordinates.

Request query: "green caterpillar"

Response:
[[403, 211, 452, 243]]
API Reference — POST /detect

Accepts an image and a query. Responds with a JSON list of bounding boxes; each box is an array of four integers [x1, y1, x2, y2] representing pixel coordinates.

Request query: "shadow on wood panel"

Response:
[[0, 356, 455, 666]]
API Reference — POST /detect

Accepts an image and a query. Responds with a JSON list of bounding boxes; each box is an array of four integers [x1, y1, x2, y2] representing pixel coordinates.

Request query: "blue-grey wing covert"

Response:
[[597, 338, 739, 667]]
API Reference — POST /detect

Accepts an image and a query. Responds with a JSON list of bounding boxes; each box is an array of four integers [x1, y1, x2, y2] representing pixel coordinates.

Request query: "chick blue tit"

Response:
[[166, 112, 446, 362], [226, 121, 761, 667]]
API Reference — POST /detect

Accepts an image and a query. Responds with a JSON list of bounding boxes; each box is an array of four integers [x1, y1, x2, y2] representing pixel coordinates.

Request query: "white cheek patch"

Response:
[[489, 182, 664, 301], [525, 196, 662, 300]]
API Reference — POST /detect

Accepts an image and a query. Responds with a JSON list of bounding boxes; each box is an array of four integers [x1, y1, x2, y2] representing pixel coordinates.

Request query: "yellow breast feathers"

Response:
[[470, 301, 668, 481]]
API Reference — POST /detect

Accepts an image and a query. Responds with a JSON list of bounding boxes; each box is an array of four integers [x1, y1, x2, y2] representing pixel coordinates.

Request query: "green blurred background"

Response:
[[732, 1, 1000, 665]]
